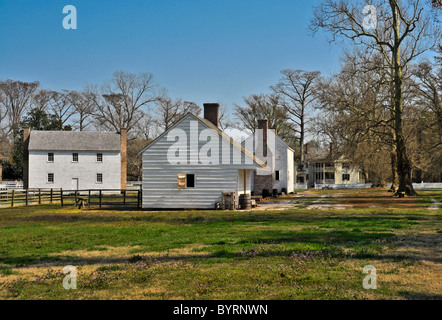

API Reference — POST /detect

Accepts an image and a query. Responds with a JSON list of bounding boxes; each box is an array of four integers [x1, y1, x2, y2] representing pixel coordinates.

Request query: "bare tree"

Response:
[[0, 80, 39, 138], [69, 90, 96, 131], [155, 96, 185, 131], [155, 97, 201, 131], [48, 90, 75, 128], [234, 93, 296, 146], [92, 71, 159, 132], [314, 49, 398, 187], [271, 69, 321, 168], [311, 0, 441, 195], [32, 89, 52, 113]]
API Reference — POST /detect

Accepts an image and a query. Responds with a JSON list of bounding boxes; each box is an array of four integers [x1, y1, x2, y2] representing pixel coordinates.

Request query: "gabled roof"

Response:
[[28, 131, 121, 152], [304, 146, 344, 162], [138, 113, 266, 168]]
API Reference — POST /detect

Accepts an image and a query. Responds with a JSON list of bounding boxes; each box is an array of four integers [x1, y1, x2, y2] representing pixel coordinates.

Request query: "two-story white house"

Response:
[[23, 128, 127, 190], [301, 145, 365, 188]]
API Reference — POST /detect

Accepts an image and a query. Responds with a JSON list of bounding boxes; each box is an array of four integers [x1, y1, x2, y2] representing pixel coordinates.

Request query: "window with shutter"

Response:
[[178, 174, 186, 189]]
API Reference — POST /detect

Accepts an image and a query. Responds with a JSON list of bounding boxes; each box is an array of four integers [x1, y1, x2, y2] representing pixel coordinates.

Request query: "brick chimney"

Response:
[[203, 103, 219, 128], [120, 128, 127, 190], [258, 120, 268, 157], [23, 127, 31, 189]]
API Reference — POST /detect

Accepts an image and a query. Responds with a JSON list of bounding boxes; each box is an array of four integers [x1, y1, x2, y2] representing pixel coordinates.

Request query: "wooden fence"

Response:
[[0, 188, 142, 209]]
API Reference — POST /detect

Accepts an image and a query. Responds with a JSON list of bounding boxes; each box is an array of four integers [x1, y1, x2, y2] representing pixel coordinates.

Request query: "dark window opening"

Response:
[[73, 153, 79, 162], [342, 174, 350, 181], [186, 174, 195, 188], [275, 171, 280, 181], [325, 172, 335, 180], [48, 173, 54, 183], [97, 173, 103, 183], [48, 153, 54, 162], [97, 153, 103, 162]]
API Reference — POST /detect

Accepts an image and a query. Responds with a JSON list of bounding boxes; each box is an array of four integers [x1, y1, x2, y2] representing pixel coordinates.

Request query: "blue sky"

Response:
[[0, 0, 342, 109]]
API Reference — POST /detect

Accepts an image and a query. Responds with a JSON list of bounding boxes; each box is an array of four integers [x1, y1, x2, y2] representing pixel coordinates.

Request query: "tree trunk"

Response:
[[390, 150, 398, 192], [299, 113, 305, 170], [390, 1, 417, 196]]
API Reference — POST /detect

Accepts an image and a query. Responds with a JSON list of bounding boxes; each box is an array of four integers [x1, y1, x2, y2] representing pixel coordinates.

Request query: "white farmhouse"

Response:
[[243, 120, 295, 195], [23, 128, 127, 190], [302, 144, 366, 188], [138, 104, 266, 209]]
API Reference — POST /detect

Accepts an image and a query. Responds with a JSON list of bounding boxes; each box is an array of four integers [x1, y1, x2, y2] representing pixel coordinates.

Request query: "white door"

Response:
[[71, 178, 79, 190]]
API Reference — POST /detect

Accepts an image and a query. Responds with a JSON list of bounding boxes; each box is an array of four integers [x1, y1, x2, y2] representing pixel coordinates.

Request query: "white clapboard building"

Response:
[[138, 104, 266, 209], [243, 120, 295, 195], [23, 128, 127, 190]]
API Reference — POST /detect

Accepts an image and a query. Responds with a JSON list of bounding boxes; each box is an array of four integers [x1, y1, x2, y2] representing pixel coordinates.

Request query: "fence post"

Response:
[[50, 188, 53, 203], [11, 190, 14, 207], [123, 190, 126, 205], [26, 189, 28, 206], [88, 190, 91, 206], [75, 191, 77, 206], [61, 188, 64, 207], [99, 190, 102, 208], [137, 190, 140, 208], [38, 189, 41, 205]]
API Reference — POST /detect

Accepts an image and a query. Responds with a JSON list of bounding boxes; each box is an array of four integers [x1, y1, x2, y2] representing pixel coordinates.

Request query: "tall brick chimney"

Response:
[[23, 127, 31, 189], [120, 128, 127, 190], [258, 120, 268, 157], [203, 103, 219, 128]]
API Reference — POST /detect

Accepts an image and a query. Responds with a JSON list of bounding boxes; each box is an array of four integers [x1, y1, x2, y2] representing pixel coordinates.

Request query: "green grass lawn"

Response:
[[0, 189, 441, 300]]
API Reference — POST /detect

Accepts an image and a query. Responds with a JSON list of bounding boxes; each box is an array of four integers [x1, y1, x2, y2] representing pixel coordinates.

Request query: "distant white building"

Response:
[[299, 144, 365, 188], [23, 129, 127, 190], [138, 104, 266, 209], [243, 120, 295, 195]]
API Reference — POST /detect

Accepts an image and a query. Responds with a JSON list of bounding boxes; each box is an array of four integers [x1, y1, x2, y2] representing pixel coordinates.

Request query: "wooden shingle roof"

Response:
[[28, 131, 121, 152]]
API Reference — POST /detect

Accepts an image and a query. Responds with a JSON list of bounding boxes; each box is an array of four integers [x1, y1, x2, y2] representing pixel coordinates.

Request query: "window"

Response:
[[72, 153, 79, 162], [97, 153, 103, 162], [325, 172, 335, 180], [275, 171, 280, 181], [96, 173, 103, 184], [186, 174, 195, 188], [47, 153, 54, 162], [315, 172, 324, 181], [342, 174, 350, 181], [47, 173, 54, 183], [178, 174, 195, 188], [297, 175, 304, 183]]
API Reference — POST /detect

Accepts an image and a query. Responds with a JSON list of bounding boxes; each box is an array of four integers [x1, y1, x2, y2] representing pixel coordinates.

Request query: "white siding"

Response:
[[142, 114, 258, 209], [28, 151, 121, 190], [286, 149, 295, 193], [244, 132, 295, 194]]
